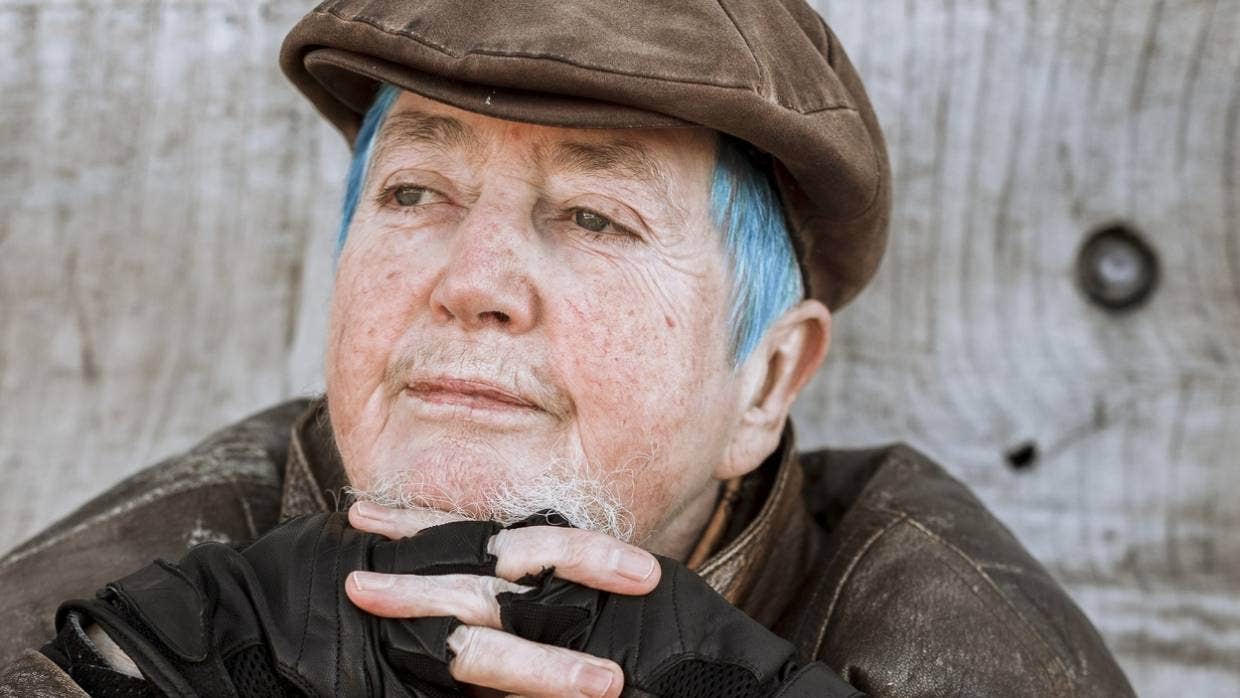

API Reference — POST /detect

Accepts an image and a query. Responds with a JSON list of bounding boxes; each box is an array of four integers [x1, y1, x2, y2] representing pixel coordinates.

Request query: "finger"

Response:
[[448, 625, 623, 698], [348, 501, 466, 539], [489, 527, 660, 595], [346, 572, 529, 628]]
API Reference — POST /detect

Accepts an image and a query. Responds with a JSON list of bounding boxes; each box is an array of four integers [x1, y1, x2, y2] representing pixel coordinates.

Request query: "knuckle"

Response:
[[479, 577, 510, 621], [487, 529, 511, 558], [527, 649, 574, 687], [559, 531, 597, 570], [381, 578, 428, 615], [587, 660, 625, 698], [448, 628, 622, 697], [447, 625, 485, 670], [430, 575, 494, 626], [495, 527, 626, 585], [482, 575, 514, 598], [390, 508, 431, 534], [384, 506, 462, 537], [544, 650, 621, 697]]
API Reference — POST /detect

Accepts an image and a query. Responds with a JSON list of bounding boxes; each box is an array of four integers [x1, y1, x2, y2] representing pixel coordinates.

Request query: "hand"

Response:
[[349, 503, 863, 698], [491, 556, 865, 697], [347, 502, 661, 697], [53, 513, 509, 697]]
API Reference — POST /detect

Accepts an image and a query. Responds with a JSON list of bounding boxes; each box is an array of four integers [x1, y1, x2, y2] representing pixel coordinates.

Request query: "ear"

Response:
[[717, 299, 831, 480]]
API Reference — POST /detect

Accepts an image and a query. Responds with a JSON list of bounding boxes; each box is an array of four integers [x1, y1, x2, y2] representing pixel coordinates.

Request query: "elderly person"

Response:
[[0, 1, 1134, 696]]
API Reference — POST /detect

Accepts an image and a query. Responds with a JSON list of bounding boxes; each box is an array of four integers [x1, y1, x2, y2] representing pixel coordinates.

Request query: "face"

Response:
[[326, 91, 747, 554]]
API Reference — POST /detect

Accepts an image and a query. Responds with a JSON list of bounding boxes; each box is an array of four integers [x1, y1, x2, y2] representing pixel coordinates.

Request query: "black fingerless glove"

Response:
[[49, 513, 502, 698], [493, 557, 864, 697], [50, 514, 860, 698], [378, 519, 864, 698]]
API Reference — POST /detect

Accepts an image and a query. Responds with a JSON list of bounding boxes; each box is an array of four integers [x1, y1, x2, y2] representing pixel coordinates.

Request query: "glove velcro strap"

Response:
[[107, 560, 210, 661], [496, 571, 598, 648], [56, 597, 233, 698], [371, 520, 502, 576], [773, 662, 867, 698]]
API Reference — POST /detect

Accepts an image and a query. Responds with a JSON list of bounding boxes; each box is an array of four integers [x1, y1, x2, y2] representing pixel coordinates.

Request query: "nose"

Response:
[[428, 206, 540, 333]]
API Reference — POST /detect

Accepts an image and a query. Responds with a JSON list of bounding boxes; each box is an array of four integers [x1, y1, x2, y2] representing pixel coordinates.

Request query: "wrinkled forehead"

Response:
[[371, 91, 718, 195]]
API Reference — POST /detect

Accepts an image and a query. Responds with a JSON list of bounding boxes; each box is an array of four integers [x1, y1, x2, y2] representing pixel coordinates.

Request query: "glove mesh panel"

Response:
[[224, 644, 304, 697], [501, 599, 592, 646], [386, 651, 462, 698], [646, 658, 766, 698], [66, 665, 160, 698]]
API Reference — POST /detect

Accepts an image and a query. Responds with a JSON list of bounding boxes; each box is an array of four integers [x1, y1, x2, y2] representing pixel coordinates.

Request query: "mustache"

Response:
[[382, 340, 573, 419]]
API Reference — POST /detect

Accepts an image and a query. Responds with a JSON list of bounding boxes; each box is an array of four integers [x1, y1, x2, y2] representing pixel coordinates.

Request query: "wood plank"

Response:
[[801, 1, 1240, 692], [0, 0, 343, 552]]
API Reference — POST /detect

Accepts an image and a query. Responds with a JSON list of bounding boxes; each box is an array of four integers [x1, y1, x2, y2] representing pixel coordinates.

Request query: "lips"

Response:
[[405, 378, 541, 412]]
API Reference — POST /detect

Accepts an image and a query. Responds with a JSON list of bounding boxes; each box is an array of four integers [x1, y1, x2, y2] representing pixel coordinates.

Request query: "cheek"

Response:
[[326, 234, 438, 439], [551, 254, 733, 467]]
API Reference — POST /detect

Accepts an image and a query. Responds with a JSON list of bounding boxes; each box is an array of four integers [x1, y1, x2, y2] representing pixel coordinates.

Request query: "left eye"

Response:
[[574, 209, 612, 232], [393, 186, 429, 206]]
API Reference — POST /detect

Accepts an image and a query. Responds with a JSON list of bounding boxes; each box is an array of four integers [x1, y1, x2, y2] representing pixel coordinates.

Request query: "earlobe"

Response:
[[715, 301, 831, 480]]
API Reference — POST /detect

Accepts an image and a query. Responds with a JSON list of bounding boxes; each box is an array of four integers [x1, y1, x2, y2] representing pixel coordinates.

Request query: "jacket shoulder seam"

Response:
[[871, 446, 1077, 686], [809, 511, 909, 655], [895, 513, 1076, 689], [843, 504, 1079, 693]]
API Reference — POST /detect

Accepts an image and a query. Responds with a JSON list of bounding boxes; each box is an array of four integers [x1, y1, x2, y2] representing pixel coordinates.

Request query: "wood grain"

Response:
[[799, 1, 1240, 694], [0, 0, 343, 555], [0, 1, 1235, 693]]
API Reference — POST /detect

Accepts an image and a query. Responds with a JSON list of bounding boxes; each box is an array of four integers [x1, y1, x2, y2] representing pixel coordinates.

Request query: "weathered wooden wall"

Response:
[[1, 1, 1236, 694], [797, 2, 1240, 694]]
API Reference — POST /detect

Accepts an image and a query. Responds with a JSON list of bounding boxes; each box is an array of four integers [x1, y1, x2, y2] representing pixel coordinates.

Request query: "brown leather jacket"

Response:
[[0, 399, 1134, 696]]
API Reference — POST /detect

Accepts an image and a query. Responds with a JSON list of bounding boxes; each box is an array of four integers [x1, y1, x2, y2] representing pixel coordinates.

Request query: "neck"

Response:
[[643, 479, 723, 560]]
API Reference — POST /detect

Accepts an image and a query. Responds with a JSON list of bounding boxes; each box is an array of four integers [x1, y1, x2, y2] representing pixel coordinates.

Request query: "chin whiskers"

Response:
[[343, 456, 638, 542]]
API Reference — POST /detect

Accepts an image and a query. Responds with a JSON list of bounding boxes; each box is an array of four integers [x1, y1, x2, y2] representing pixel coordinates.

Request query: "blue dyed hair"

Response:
[[338, 84, 804, 364], [709, 138, 805, 362], [337, 84, 401, 254]]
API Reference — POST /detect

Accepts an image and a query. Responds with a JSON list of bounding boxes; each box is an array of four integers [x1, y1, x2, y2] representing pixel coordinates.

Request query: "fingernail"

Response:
[[353, 501, 389, 521], [611, 548, 656, 583], [351, 571, 395, 591], [575, 663, 615, 697]]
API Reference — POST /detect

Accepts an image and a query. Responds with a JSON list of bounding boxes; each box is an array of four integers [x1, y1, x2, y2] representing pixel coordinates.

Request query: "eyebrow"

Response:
[[369, 110, 673, 203], [550, 140, 671, 198], [369, 109, 482, 168]]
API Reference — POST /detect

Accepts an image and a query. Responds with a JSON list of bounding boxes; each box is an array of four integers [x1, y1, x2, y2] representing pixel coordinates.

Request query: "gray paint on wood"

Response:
[[798, 1, 1240, 694], [0, 0, 340, 558], [0, 1, 1236, 694]]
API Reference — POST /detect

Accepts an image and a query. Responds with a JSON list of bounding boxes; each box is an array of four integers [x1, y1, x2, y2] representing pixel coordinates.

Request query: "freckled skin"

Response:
[[326, 92, 749, 557]]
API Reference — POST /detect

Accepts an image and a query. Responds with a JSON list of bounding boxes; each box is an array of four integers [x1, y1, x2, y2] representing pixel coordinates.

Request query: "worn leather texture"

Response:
[[0, 650, 88, 698], [280, 0, 891, 310], [0, 398, 1135, 696], [0, 399, 306, 676], [787, 447, 1135, 696]]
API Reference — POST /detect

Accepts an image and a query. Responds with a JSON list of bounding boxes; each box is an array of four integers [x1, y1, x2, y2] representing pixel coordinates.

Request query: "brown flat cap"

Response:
[[281, 0, 890, 309]]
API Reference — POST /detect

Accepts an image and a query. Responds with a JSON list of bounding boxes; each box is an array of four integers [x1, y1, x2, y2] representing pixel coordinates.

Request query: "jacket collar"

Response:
[[693, 425, 819, 626], [279, 400, 817, 625]]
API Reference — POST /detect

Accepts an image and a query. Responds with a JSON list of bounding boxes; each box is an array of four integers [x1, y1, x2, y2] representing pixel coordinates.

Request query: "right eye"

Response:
[[573, 209, 612, 233]]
